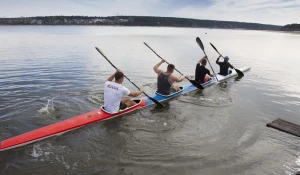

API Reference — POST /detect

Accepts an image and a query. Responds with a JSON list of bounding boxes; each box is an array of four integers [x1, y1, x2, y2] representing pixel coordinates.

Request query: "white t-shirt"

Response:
[[104, 81, 130, 113]]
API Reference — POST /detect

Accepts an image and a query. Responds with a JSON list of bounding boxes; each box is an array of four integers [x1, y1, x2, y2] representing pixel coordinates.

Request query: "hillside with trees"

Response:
[[0, 16, 281, 30], [282, 24, 300, 31]]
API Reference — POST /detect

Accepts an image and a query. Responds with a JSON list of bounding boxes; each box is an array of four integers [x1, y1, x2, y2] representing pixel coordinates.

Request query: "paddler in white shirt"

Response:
[[104, 70, 144, 113]]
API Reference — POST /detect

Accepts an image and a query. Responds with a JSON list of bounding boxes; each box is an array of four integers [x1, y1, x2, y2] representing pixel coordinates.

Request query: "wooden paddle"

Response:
[[143, 42, 204, 90], [209, 43, 244, 77], [95, 47, 164, 108], [196, 37, 219, 81]]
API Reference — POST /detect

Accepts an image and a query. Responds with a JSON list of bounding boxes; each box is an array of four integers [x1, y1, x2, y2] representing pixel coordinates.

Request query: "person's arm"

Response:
[[172, 74, 186, 82], [228, 62, 234, 69], [128, 89, 144, 97], [153, 59, 165, 74], [107, 70, 120, 81], [216, 55, 222, 64], [207, 69, 215, 77], [198, 56, 207, 64]]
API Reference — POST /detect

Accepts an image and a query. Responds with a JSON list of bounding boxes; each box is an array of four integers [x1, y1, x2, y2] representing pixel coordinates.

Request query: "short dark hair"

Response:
[[115, 72, 124, 81], [201, 59, 207, 65], [167, 64, 175, 72]]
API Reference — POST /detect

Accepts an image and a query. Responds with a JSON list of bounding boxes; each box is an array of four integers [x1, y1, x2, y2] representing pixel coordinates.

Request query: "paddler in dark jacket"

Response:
[[216, 55, 235, 76], [153, 59, 185, 95], [195, 56, 215, 84]]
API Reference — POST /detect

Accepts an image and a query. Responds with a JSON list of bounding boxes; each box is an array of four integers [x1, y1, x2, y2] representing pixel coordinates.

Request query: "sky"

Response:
[[0, 0, 299, 25]]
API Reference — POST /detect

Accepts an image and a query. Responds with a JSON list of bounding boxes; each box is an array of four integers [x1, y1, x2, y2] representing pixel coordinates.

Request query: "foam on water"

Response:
[[86, 94, 103, 105], [38, 97, 56, 115]]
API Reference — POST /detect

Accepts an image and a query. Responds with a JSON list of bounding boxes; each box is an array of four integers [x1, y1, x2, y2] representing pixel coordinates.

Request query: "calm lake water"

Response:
[[0, 26, 300, 175]]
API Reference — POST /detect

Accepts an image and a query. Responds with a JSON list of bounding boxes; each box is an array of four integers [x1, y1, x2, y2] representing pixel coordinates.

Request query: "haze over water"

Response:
[[0, 26, 300, 175]]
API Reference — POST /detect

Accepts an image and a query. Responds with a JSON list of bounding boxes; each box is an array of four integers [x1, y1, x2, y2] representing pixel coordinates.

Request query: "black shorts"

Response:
[[119, 102, 127, 110], [218, 70, 232, 76]]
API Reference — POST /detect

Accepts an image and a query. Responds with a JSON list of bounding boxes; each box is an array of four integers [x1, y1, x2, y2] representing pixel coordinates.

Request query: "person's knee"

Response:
[[125, 99, 136, 107], [132, 100, 137, 105], [122, 97, 130, 103]]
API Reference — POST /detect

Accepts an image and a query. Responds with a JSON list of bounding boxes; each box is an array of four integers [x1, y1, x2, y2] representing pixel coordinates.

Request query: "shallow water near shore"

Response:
[[0, 26, 300, 175]]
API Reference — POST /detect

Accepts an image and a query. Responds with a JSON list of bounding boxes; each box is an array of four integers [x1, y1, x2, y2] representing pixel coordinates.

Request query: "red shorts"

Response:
[[204, 76, 209, 83]]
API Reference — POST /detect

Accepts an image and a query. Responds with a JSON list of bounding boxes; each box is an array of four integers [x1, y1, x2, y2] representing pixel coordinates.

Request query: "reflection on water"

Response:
[[0, 26, 300, 175]]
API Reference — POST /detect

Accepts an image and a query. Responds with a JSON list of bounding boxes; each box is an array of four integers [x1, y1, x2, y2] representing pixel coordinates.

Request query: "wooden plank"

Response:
[[267, 118, 300, 137]]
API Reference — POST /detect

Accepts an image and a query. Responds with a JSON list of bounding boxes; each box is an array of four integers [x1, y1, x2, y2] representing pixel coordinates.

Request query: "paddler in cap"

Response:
[[216, 55, 235, 76]]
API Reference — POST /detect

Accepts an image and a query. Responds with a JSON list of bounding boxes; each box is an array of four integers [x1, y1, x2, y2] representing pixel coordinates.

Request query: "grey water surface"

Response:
[[0, 26, 300, 175]]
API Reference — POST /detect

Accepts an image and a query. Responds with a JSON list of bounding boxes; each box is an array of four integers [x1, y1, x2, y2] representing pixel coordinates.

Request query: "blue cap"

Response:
[[224, 56, 229, 61]]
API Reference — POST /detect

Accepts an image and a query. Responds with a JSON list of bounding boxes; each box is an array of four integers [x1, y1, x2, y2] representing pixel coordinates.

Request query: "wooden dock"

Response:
[[267, 118, 300, 137]]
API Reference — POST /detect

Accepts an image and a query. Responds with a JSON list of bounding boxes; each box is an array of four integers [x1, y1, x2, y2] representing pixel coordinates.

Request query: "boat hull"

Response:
[[0, 66, 250, 151], [0, 99, 147, 151]]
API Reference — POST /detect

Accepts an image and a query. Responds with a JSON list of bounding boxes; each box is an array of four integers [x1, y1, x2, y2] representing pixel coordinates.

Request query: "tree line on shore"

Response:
[[0, 16, 298, 30], [282, 24, 300, 30]]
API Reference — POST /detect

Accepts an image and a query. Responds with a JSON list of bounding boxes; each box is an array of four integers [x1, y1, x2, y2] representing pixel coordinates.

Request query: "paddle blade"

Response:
[[149, 97, 164, 108], [143, 42, 149, 47], [95, 47, 102, 54], [210, 43, 219, 53], [95, 47, 108, 59], [235, 69, 244, 77], [190, 80, 204, 89], [196, 37, 205, 52]]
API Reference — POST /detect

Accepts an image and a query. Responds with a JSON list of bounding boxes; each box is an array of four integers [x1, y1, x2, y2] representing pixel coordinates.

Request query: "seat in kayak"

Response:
[[101, 99, 142, 114], [155, 87, 184, 97]]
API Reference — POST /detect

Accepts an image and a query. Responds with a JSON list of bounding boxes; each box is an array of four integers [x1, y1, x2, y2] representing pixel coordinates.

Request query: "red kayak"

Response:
[[0, 99, 146, 151]]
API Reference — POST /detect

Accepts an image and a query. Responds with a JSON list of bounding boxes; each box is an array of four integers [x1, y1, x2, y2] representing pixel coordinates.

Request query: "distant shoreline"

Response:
[[0, 15, 282, 30], [0, 15, 298, 31], [0, 23, 281, 30], [1, 24, 299, 33]]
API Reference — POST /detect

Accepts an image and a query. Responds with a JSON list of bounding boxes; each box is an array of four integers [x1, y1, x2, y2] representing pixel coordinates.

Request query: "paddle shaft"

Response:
[[202, 50, 218, 81], [95, 47, 156, 100], [196, 37, 218, 81], [144, 42, 204, 89]]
